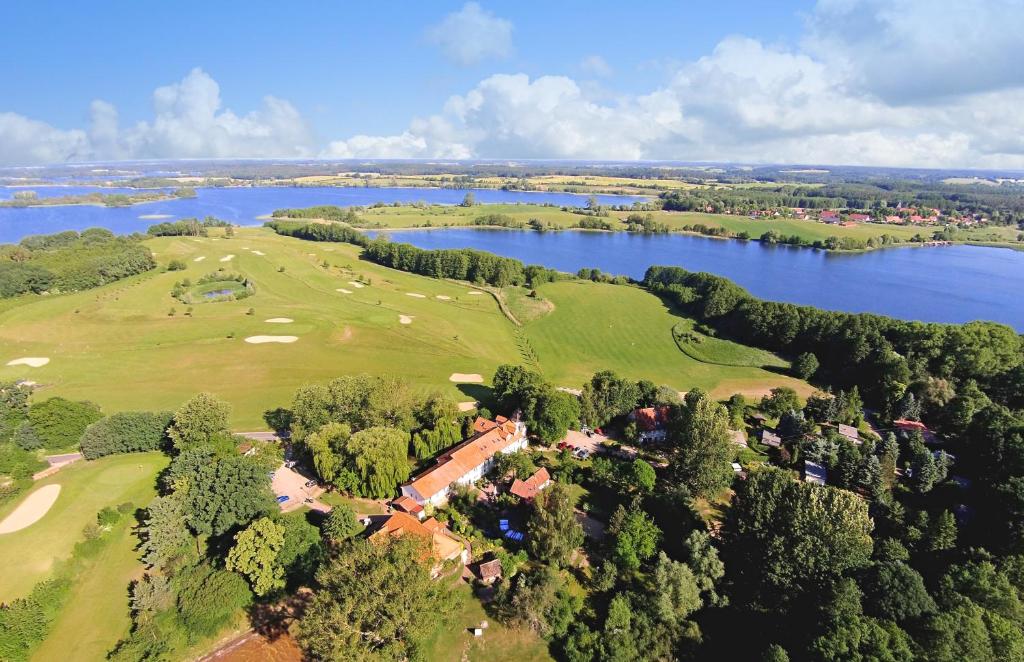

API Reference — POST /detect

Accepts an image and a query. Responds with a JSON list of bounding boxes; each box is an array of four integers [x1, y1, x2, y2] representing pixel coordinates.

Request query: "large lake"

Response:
[[377, 228, 1024, 330], [1, 185, 1021, 330], [0, 185, 644, 242]]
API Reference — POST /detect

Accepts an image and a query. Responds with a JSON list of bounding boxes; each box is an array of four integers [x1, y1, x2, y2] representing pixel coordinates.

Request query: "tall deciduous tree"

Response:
[[669, 389, 733, 498], [166, 392, 231, 451], [225, 517, 286, 596], [298, 537, 455, 661], [346, 426, 411, 499], [528, 482, 584, 567], [725, 468, 874, 609]]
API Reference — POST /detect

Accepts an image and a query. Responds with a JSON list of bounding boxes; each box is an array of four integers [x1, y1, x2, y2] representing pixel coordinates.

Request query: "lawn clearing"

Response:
[[419, 581, 553, 662], [0, 452, 167, 602]]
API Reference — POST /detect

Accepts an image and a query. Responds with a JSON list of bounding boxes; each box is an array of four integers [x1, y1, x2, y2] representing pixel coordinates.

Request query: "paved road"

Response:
[[44, 452, 83, 466]]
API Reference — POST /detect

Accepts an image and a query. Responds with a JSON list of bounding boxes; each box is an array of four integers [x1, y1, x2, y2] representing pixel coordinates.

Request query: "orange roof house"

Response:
[[509, 467, 552, 501], [401, 416, 528, 507], [370, 511, 467, 574]]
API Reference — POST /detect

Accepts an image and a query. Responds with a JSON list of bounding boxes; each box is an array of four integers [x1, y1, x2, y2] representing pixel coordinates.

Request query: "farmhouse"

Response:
[[837, 423, 860, 444], [510, 467, 552, 501], [370, 511, 467, 576], [760, 430, 782, 448], [631, 405, 670, 443], [848, 213, 872, 223], [400, 416, 528, 507]]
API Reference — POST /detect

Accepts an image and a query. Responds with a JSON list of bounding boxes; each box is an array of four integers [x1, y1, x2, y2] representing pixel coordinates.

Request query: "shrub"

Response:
[[167, 259, 187, 271], [13, 422, 43, 451], [28, 397, 102, 450], [79, 411, 173, 459], [175, 563, 253, 637]]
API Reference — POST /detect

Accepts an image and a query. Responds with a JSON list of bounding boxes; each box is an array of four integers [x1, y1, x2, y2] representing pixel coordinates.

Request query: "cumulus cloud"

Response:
[[0, 68, 313, 165], [6, 0, 1024, 168], [579, 55, 613, 77], [313, 0, 1024, 168], [424, 2, 513, 66]]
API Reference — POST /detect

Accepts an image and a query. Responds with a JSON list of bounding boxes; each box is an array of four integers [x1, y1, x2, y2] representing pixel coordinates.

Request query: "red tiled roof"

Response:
[[478, 558, 502, 580], [510, 467, 551, 500], [371, 512, 464, 562], [405, 417, 524, 502], [633, 406, 670, 431], [392, 495, 423, 515]]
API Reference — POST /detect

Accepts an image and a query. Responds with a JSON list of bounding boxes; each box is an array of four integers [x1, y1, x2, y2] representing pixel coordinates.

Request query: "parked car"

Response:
[[276, 495, 290, 504], [304, 479, 318, 488], [557, 441, 572, 450], [284, 460, 297, 469]]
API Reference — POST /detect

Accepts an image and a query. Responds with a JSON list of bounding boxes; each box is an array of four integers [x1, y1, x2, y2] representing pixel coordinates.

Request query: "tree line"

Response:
[[0, 228, 155, 298]]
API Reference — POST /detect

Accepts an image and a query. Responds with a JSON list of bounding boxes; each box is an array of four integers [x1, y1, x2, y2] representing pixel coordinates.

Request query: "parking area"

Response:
[[559, 429, 609, 456], [271, 464, 327, 512]]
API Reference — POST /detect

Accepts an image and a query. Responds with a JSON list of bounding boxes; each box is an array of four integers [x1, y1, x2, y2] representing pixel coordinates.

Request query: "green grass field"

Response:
[[0, 227, 806, 428], [523, 281, 808, 399], [0, 453, 166, 602]]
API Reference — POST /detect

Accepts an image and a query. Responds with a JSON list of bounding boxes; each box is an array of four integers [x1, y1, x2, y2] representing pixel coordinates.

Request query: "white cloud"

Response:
[[580, 55, 613, 77], [0, 68, 313, 166], [425, 2, 513, 66], [6, 1, 1024, 169]]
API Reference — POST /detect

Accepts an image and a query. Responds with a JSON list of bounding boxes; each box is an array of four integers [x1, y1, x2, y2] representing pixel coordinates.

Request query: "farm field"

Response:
[[0, 227, 805, 427], [0, 452, 166, 602]]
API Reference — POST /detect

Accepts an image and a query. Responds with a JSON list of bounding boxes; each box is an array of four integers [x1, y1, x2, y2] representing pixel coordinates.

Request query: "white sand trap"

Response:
[[193, 256, 206, 262], [435, 295, 452, 300], [264, 318, 293, 324], [6, 357, 50, 368], [219, 254, 235, 262], [458, 401, 478, 412], [406, 293, 426, 299], [244, 335, 298, 344], [336, 288, 353, 294], [251, 250, 265, 256], [0, 484, 61, 534], [449, 373, 484, 383], [242, 246, 251, 250], [467, 291, 484, 296], [399, 315, 414, 325], [139, 213, 173, 220], [347, 281, 365, 289]]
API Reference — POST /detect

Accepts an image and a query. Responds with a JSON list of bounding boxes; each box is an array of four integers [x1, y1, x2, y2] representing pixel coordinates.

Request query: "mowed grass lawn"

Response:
[[0, 228, 520, 428], [0, 227, 809, 427], [0, 452, 167, 602], [420, 581, 553, 662], [525, 281, 810, 399], [360, 203, 585, 229]]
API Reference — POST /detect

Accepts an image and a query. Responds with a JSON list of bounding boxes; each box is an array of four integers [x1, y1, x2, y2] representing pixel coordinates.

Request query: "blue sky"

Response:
[[2, 1, 1023, 168]]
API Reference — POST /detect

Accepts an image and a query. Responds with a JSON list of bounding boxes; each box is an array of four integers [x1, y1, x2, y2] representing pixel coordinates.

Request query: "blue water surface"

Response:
[[377, 228, 1024, 330]]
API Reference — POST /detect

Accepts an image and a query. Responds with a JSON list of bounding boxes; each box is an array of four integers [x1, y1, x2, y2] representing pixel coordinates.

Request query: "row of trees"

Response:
[[146, 216, 230, 237]]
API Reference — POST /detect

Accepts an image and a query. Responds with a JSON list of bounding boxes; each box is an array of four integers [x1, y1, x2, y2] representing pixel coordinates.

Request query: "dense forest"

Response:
[[0, 228, 155, 298]]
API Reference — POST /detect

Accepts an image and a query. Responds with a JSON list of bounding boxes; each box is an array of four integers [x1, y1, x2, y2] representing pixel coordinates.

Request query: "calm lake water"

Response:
[[2, 184, 1021, 330], [377, 228, 1024, 330], [0, 186, 643, 241]]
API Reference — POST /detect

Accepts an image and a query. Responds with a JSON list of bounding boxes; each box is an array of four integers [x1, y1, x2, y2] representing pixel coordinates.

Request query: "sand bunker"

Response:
[[193, 256, 206, 262], [6, 357, 50, 368], [0, 484, 61, 534], [347, 281, 365, 289], [139, 213, 173, 220], [251, 250, 265, 256], [435, 295, 452, 300], [264, 318, 293, 324], [336, 288, 353, 294], [244, 335, 298, 344], [449, 373, 484, 383], [467, 291, 484, 296], [219, 255, 235, 262], [399, 315, 414, 325], [406, 293, 426, 298], [457, 401, 478, 412]]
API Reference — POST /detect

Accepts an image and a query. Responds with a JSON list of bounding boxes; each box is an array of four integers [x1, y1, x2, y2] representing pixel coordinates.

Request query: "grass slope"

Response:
[[524, 281, 808, 399], [0, 227, 806, 427], [0, 452, 166, 602], [32, 522, 140, 661]]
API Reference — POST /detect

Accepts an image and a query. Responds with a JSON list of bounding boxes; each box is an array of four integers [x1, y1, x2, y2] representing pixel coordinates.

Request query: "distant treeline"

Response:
[[264, 220, 370, 246], [642, 265, 1023, 413], [271, 206, 361, 224], [147, 216, 231, 237], [0, 228, 155, 298], [365, 239, 560, 288], [659, 183, 1024, 225]]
